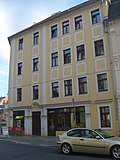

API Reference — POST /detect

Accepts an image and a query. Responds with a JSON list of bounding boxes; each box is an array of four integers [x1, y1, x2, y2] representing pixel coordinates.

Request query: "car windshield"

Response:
[[95, 129, 114, 138]]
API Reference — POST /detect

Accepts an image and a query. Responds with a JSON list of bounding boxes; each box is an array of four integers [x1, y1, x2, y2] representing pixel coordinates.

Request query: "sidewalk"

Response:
[[0, 135, 57, 147]]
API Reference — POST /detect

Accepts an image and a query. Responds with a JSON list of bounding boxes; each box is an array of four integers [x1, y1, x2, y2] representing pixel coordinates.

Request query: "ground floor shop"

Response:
[[9, 101, 118, 136]]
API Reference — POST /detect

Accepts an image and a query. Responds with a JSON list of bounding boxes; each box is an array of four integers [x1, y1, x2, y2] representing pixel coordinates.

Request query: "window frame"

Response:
[[18, 62, 22, 75], [17, 88, 22, 102], [76, 44, 85, 61], [18, 38, 23, 50], [51, 52, 58, 67], [51, 24, 58, 39], [97, 73, 108, 92], [78, 77, 88, 95], [91, 8, 100, 25], [33, 31, 39, 45], [62, 20, 69, 35], [51, 81, 59, 98], [98, 105, 112, 129], [94, 39, 105, 57], [33, 57, 39, 72], [33, 85, 39, 100], [63, 48, 71, 64], [74, 15, 83, 30], [64, 79, 72, 96]]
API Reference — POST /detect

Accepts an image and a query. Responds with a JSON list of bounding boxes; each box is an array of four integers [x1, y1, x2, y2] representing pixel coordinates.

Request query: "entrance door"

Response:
[[32, 112, 41, 135]]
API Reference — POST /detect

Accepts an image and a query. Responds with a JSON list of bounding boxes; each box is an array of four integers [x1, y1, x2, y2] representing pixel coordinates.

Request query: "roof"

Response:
[[108, 0, 120, 21], [8, 0, 101, 44]]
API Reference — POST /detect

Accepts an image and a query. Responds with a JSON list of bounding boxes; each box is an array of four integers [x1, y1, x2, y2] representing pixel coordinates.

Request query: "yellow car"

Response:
[[57, 128, 120, 159]]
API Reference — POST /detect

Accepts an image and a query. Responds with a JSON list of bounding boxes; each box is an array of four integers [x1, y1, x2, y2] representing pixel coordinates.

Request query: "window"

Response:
[[18, 38, 23, 50], [91, 9, 100, 25], [99, 106, 111, 128], [52, 82, 59, 98], [76, 44, 85, 61], [33, 58, 39, 71], [33, 85, 39, 100], [64, 79, 72, 96], [97, 73, 108, 92], [63, 48, 71, 64], [51, 52, 58, 67], [78, 77, 87, 94], [94, 39, 104, 56], [74, 15, 83, 30], [18, 62, 22, 75], [17, 88, 22, 101], [51, 25, 57, 38], [33, 32, 39, 45], [62, 20, 69, 35]]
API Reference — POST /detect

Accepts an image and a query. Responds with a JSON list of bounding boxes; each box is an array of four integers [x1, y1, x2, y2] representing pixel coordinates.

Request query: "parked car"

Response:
[[57, 128, 120, 159]]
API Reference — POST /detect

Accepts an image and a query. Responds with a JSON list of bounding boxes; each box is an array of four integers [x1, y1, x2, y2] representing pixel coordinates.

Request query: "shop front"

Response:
[[48, 106, 86, 136]]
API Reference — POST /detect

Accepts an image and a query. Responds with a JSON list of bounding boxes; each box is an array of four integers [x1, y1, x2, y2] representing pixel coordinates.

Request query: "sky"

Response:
[[0, 0, 87, 97]]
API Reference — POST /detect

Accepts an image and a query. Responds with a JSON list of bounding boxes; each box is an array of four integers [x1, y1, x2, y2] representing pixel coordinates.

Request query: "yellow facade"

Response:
[[8, 0, 118, 136]]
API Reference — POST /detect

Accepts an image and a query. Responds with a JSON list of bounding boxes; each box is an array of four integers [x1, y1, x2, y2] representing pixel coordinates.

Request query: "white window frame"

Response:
[[98, 105, 112, 129]]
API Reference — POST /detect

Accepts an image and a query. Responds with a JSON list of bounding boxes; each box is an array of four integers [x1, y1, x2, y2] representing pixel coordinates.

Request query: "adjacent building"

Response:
[[8, 0, 118, 136], [106, 0, 120, 135]]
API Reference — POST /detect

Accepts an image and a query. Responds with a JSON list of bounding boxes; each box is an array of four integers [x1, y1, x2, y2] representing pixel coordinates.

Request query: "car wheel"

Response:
[[111, 145, 120, 159], [61, 143, 72, 155]]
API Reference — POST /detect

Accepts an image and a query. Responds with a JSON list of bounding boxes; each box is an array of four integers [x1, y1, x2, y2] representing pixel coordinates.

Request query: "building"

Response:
[[106, 0, 120, 135], [8, 0, 118, 136]]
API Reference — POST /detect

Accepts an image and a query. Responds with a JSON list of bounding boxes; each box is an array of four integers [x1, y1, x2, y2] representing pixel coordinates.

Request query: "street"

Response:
[[0, 141, 115, 160]]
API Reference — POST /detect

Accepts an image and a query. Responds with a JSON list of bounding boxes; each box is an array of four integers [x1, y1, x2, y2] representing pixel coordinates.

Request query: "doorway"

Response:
[[32, 111, 41, 135]]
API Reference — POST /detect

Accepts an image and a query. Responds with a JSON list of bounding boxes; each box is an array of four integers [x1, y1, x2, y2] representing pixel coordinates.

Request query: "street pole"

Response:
[[72, 98, 76, 128]]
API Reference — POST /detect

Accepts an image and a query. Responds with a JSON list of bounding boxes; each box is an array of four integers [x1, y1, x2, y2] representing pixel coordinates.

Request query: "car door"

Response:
[[79, 129, 105, 154], [67, 129, 83, 152]]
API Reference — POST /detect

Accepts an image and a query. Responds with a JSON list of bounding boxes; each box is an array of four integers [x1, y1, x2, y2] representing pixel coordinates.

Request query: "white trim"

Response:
[[97, 105, 112, 130], [75, 42, 86, 62], [17, 36, 24, 51], [16, 87, 23, 102]]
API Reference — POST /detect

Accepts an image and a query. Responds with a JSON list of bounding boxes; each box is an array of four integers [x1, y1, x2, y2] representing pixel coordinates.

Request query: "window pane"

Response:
[[33, 85, 39, 99], [33, 32, 39, 45], [100, 106, 111, 127], [77, 44, 85, 61], [62, 20, 69, 34], [63, 49, 71, 64], [75, 15, 83, 30], [64, 80, 72, 96], [52, 82, 59, 98], [17, 88, 22, 101], [91, 9, 100, 25], [94, 40, 104, 56], [51, 25, 57, 38], [33, 58, 39, 71], [51, 52, 58, 67], [97, 73, 108, 92]]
